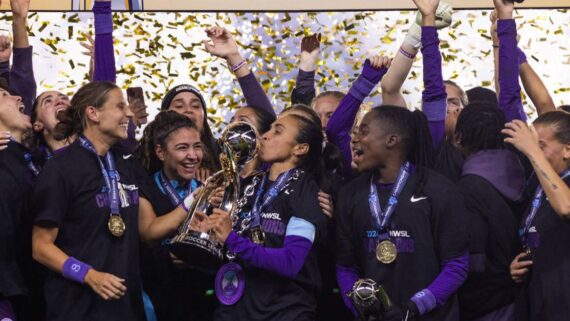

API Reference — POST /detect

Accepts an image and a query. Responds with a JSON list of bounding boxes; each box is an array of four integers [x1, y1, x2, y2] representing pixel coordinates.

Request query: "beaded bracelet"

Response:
[[230, 60, 247, 73]]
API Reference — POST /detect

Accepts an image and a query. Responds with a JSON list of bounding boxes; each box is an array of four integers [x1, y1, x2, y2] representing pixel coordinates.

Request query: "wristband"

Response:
[[62, 257, 92, 284], [492, 44, 499, 48], [230, 60, 247, 73], [399, 47, 416, 59], [181, 192, 195, 212]]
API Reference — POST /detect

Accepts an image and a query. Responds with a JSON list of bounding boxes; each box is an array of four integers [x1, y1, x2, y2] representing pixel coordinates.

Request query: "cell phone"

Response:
[[127, 87, 145, 105]]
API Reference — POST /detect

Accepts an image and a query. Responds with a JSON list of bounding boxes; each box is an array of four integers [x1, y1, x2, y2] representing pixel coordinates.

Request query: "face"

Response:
[[313, 95, 340, 129], [168, 92, 205, 131], [230, 107, 260, 130], [0, 89, 31, 133], [445, 84, 464, 136], [351, 113, 390, 172], [156, 127, 203, 181], [34, 90, 71, 133], [90, 88, 133, 142], [259, 115, 306, 164], [534, 124, 570, 173]]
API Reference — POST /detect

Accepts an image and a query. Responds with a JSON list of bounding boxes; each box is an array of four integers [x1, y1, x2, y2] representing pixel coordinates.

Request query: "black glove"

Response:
[[381, 300, 419, 321]]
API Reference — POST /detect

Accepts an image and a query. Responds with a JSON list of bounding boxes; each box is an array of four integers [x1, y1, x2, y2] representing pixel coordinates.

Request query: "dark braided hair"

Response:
[[135, 110, 200, 174], [367, 105, 434, 193], [455, 102, 506, 154], [534, 110, 570, 145]]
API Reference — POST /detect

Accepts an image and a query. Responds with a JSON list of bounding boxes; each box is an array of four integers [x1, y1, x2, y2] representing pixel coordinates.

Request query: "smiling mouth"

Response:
[[181, 162, 198, 171]]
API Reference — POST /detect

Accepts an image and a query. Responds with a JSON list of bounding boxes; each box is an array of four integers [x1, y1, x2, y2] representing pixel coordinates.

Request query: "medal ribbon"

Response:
[[519, 169, 570, 245], [249, 168, 300, 229], [368, 161, 412, 233], [158, 170, 198, 206], [9, 138, 40, 176], [78, 136, 121, 215]]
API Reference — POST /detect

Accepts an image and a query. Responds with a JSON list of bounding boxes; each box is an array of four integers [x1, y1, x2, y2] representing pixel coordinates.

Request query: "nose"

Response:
[[320, 117, 327, 129], [13, 95, 22, 103], [125, 105, 134, 118]]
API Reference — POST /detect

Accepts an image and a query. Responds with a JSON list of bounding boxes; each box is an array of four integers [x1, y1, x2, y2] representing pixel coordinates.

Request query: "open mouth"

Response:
[[180, 162, 198, 174], [352, 146, 364, 163]]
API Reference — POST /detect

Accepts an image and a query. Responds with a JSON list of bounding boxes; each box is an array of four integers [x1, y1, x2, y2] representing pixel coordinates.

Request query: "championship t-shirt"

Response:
[[214, 170, 328, 321], [32, 141, 146, 321], [518, 175, 570, 321], [336, 169, 468, 321]]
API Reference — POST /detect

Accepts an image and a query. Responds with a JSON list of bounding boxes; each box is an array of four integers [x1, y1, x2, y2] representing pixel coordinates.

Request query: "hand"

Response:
[[318, 190, 333, 218], [10, 0, 29, 20], [208, 187, 225, 208], [0, 131, 11, 151], [502, 120, 540, 156], [412, 0, 440, 20], [80, 34, 95, 81], [299, 33, 321, 72], [208, 208, 233, 243], [381, 301, 419, 321], [510, 252, 532, 283], [203, 27, 240, 61], [189, 210, 210, 233], [128, 99, 148, 127], [196, 168, 211, 185], [0, 36, 12, 62], [368, 55, 392, 70], [493, 0, 514, 20], [84, 269, 127, 300]]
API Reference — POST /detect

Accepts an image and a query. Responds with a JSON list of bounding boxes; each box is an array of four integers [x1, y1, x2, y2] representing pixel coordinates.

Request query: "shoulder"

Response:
[[338, 172, 371, 197]]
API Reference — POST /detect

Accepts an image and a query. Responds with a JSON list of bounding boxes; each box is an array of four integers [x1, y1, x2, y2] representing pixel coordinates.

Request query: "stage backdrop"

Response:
[[0, 9, 568, 132], [0, 0, 568, 11]]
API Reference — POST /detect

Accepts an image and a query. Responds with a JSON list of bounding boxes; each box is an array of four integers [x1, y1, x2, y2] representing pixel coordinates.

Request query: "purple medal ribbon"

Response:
[[519, 169, 570, 246], [78, 136, 121, 215], [368, 161, 412, 237]]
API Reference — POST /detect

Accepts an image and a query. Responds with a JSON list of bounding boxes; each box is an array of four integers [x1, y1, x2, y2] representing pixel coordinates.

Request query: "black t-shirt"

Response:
[[519, 175, 570, 321], [139, 174, 215, 321], [0, 142, 35, 297], [336, 169, 468, 321], [457, 174, 525, 320], [214, 170, 328, 321], [434, 140, 463, 183], [32, 141, 146, 321]]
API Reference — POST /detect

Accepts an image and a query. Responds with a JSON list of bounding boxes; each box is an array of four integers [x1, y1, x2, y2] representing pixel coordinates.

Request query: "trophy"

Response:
[[169, 122, 259, 270], [347, 279, 392, 320]]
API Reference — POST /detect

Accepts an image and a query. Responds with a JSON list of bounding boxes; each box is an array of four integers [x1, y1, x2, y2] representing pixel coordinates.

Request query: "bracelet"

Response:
[[230, 60, 247, 73], [399, 47, 416, 59], [492, 44, 499, 48], [62, 257, 92, 284]]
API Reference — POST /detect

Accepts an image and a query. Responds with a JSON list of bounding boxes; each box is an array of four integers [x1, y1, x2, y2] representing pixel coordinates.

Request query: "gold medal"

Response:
[[376, 240, 397, 264], [108, 214, 126, 237]]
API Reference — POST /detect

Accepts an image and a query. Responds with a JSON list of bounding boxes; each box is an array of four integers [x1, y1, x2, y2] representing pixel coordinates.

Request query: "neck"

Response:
[[44, 132, 73, 152], [83, 127, 114, 156], [0, 124, 23, 143], [268, 160, 296, 181], [376, 154, 407, 184], [162, 166, 187, 186]]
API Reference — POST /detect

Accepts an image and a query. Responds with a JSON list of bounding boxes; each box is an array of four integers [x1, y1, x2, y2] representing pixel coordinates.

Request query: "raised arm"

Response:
[[204, 27, 275, 116], [291, 33, 320, 106], [326, 56, 390, 176], [9, 0, 36, 115], [92, 0, 116, 83]]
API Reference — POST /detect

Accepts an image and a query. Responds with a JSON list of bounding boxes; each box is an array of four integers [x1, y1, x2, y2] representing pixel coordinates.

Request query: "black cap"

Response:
[[161, 84, 207, 112]]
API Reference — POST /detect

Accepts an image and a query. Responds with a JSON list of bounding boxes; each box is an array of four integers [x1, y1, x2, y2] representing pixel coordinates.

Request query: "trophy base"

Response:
[[169, 232, 224, 271]]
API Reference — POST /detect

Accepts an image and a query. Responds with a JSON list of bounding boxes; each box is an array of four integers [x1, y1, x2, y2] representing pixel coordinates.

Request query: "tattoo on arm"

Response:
[[531, 158, 559, 190]]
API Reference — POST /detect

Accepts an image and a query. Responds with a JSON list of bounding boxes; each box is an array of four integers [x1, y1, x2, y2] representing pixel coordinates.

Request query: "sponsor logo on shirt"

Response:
[[365, 229, 415, 254], [261, 212, 286, 236]]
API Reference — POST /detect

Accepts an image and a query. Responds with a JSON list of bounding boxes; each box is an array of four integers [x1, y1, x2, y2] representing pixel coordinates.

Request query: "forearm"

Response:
[[12, 17, 29, 48], [139, 198, 187, 243], [225, 231, 312, 279], [32, 228, 68, 274], [381, 42, 417, 107], [498, 19, 525, 122], [237, 72, 275, 116], [527, 150, 570, 218], [10, 47, 36, 115], [493, 46, 500, 97], [226, 53, 251, 79], [93, 1, 116, 82], [291, 69, 316, 105], [519, 62, 556, 115], [411, 252, 468, 315]]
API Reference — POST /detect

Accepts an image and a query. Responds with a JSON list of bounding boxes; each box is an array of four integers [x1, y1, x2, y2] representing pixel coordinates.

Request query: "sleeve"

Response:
[[32, 163, 70, 226], [237, 72, 275, 117], [325, 60, 387, 177], [291, 69, 316, 105], [10, 47, 37, 115], [336, 265, 359, 316], [420, 26, 447, 149], [497, 19, 526, 122], [288, 175, 328, 243], [130, 157, 152, 200], [93, 1, 116, 83]]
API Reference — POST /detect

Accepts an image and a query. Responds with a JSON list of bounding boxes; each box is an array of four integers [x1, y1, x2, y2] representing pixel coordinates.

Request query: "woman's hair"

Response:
[[54, 82, 119, 140], [282, 104, 320, 125], [558, 105, 570, 113], [367, 105, 434, 192], [243, 106, 276, 135], [533, 110, 570, 145], [136, 110, 200, 174], [311, 90, 346, 107], [455, 102, 506, 153], [444, 80, 469, 107]]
